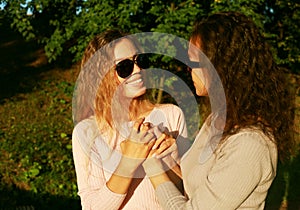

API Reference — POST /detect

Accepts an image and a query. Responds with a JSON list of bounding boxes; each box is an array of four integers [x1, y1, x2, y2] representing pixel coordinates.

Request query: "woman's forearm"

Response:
[[149, 172, 171, 189], [107, 173, 133, 194], [106, 156, 140, 194]]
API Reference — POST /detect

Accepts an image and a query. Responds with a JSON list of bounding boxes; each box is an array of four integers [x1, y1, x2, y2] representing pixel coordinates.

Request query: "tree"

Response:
[[211, 0, 300, 73], [2, 0, 299, 73]]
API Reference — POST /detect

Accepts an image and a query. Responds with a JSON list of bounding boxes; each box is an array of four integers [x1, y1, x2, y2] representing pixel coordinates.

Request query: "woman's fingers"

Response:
[[147, 139, 156, 151], [152, 133, 167, 150], [138, 122, 156, 143], [140, 122, 151, 133], [143, 131, 156, 144], [121, 138, 155, 159], [132, 117, 145, 131], [155, 137, 175, 155], [130, 118, 148, 142]]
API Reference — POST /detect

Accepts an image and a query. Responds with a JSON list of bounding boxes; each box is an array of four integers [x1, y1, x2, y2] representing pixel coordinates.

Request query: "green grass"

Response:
[[0, 68, 81, 209]]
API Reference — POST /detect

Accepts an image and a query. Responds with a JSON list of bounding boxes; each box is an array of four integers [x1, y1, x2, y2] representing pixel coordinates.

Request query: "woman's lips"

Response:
[[123, 74, 146, 98], [127, 78, 142, 85], [125, 73, 144, 86]]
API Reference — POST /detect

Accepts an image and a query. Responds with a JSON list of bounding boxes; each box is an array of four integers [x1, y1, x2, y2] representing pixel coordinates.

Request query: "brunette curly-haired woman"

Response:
[[72, 29, 188, 209], [140, 11, 296, 209]]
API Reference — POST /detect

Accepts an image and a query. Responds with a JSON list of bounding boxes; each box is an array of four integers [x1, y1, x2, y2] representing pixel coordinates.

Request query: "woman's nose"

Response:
[[132, 63, 141, 74]]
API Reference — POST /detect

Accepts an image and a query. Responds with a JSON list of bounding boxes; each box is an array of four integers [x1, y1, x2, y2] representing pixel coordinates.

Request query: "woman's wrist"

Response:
[[142, 156, 165, 177], [142, 157, 173, 189], [107, 156, 142, 194], [149, 172, 171, 189], [115, 156, 143, 177], [107, 173, 132, 194]]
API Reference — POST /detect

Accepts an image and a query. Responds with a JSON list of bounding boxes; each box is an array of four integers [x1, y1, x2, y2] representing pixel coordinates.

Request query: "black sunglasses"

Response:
[[186, 60, 204, 72], [115, 54, 150, 78]]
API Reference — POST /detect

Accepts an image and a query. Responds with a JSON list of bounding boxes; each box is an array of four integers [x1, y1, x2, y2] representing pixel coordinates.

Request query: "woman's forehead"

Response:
[[114, 38, 138, 61], [188, 40, 202, 60]]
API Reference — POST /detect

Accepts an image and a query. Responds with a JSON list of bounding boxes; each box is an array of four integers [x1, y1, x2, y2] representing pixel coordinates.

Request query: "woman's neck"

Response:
[[128, 98, 155, 121]]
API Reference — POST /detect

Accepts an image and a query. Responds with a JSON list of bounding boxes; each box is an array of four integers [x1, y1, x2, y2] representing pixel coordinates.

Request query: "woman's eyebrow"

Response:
[[114, 54, 136, 63], [114, 56, 129, 64]]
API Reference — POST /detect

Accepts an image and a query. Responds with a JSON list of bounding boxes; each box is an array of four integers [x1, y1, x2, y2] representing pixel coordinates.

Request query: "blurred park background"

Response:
[[0, 1, 299, 209]]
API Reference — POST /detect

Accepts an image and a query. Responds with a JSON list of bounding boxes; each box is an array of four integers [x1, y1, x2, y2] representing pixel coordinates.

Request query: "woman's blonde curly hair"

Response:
[[74, 29, 154, 143]]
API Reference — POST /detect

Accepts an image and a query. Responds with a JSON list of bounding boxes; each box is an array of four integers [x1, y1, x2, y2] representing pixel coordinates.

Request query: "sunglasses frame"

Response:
[[115, 54, 149, 79], [186, 60, 204, 72]]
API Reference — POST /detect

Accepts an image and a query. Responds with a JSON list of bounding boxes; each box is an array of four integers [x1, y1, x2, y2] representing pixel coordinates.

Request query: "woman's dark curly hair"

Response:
[[191, 12, 296, 162]]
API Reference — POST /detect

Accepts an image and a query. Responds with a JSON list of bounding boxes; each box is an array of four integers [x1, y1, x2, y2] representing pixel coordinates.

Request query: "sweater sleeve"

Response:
[[72, 121, 126, 210], [156, 131, 277, 210]]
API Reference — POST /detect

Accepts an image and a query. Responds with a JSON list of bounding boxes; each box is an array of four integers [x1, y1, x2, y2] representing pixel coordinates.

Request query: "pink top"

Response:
[[72, 104, 188, 210]]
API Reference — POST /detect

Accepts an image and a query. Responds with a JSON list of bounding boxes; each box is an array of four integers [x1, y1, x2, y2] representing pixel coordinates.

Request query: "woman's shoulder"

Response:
[[152, 104, 185, 124], [155, 103, 184, 115], [72, 116, 99, 139], [222, 128, 277, 156], [230, 129, 274, 143]]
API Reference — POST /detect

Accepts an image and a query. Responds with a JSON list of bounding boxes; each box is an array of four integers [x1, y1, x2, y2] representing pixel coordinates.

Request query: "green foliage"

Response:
[[212, 0, 300, 73], [2, 0, 299, 73], [148, 0, 202, 38], [212, 0, 266, 28], [7, 1, 36, 40], [268, 1, 300, 73]]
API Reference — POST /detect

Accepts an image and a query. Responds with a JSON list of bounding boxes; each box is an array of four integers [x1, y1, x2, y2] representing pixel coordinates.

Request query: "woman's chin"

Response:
[[125, 87, 146, 98], [196, 89, 208, 96]]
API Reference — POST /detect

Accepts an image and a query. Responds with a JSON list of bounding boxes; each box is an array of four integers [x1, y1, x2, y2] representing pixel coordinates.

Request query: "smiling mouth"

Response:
[[126, 78, 143, 85]]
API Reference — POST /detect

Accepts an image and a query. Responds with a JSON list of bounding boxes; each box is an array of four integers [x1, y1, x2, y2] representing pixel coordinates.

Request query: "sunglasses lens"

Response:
[[116, 59, 134, 78], [116, 54, 150, 79], [188, 61, 203, 69], [186, 61, 203, 73], [136, 54, 150, 69]]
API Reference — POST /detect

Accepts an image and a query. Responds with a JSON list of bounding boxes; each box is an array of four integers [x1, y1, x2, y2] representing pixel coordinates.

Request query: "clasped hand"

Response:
[[120, 118, 176, 174]]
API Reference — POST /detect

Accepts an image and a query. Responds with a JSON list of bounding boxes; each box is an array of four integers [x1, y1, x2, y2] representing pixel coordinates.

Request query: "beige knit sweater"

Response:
[[156, 120, 277, 210]]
